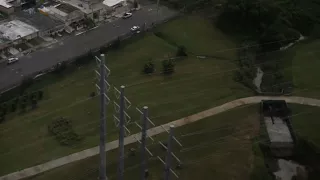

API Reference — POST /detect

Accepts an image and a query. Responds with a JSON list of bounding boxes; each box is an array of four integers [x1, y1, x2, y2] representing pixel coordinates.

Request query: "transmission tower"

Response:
[[134, 106, 156, 180], [113, 85, 132, 180], [158, 125, 183, 180], [95, 54, 111, 180]]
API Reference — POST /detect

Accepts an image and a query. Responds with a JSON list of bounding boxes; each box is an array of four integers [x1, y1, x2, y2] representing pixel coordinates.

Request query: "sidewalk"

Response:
[[2, 96, 320, 180]]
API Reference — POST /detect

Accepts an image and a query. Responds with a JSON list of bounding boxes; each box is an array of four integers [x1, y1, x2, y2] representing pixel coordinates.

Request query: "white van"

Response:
[[7, 57, 19, 64]]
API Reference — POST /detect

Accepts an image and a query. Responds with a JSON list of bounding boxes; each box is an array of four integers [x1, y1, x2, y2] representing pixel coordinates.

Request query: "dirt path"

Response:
[[2, 96, 320, 180]]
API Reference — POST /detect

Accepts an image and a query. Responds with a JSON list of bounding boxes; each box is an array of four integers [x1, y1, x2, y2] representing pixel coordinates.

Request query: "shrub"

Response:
[[74, 52, 94, 65], [143, 59, 155, 74], [133, 0, 138, 8], [31, 99, 38, 109], [111, 37, 121, 49], [0, 113, 5, 123], [1, 102, 7, 115], [176, 46, 187, 57], [162, 59, 175, 75], [154, 31, 164, 38], [20, 77, 34, 95], [11, 98, 18, 112], [20, 101, 27, 112], [38, 90, 44, 100], [48, 117, 82, 146], [90, 92, 96, 98], [11, 102, 17, 112], [52, 61, 67, 74]]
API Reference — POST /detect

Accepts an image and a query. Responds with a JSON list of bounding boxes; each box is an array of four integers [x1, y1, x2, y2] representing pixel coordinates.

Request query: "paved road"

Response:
[[1, 96, 320, 180], [0, 4, 177, 92]]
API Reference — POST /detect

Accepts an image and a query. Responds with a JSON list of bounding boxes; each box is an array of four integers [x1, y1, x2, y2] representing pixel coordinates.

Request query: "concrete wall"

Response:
[[0, 5, 14, 15], [38, 24, 65, 36]]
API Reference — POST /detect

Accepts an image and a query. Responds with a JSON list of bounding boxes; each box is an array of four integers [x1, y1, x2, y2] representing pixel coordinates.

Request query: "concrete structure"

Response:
[[46, 3, 84, 25], [15, 8, 64, 36], [0, 0, 14, 14], [0, 19, 38, 45], [261, 100, 295, 157], [0, 0, 37, 14], [62, 0, 108, 21], [102, 0, 124, 8]]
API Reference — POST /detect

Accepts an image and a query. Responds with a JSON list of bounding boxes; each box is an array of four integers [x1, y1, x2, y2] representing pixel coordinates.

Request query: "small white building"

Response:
[[0, 20, 38, 42], [102, 0, 124, 8], [0, 0, 14, 14], [0, 19, 39, 50], [46, 3, 84, 25]]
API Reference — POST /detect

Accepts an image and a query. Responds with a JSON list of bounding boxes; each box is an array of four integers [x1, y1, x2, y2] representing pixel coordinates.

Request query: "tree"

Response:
[[11, 98, 18, 112], [1, 103, 7, 116], [143, 59, 155, 74], [38, 90, 44, 100], [30, 92, 38, 109], [20, 101, 27, 112], [162, 59, 175, 75], [52, 62, 67, 74], [176, 46, 187, 57], [19, 77, 33, 95], [133, 0, 138, 9], [0, 113, 5, 123], [111, 37, 120, 49], [31, 99, 38, 109], [83, 18, 95, 29]]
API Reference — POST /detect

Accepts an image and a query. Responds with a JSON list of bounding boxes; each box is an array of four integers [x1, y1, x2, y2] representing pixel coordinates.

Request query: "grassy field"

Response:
[[290, 104, 320, 146], [0, 16, 252, 175], [26, 105, 269, 180], [289, 40, 320, 98], [22, 103, 320, 180]]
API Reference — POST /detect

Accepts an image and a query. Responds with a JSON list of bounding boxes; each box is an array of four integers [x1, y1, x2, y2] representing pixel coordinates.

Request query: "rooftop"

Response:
[[103, 0, 124, 7], [56, 3, 79, 13], [0, 0, 13, 8], [15, 8, 63, 31], [63, 0, 105, 14], [264, 117, 293, 143], [0, 20, 38, 41]]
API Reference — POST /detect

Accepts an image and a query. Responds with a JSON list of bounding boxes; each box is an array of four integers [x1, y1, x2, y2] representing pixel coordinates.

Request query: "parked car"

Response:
[[122, 12, 132, 19], [130, 26, 140, 33], [7, 57, 19, 65]]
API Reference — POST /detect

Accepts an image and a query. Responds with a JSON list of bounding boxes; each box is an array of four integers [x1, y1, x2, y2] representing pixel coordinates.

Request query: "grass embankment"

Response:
[[0, 16, 251, 175], [27, 105, 270, 180]]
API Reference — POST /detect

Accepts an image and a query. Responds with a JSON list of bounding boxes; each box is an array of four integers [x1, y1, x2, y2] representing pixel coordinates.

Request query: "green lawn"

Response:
[[26, 105, 269, 180], [289, 40, 320, 98], [290, 104, 320, 146], [0, 16, 251, 175]]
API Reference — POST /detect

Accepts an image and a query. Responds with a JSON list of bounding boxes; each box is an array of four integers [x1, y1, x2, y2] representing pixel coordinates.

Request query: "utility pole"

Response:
[[134, 106, 156, 179], [141, 106, 148, 180], [113, 86, 131, 180], [157, 124, 182, 179], [117, 86, 125, 180], [95, 54, 110, 180], [156, 0, 160, 22], [164, 125, 174, 180]]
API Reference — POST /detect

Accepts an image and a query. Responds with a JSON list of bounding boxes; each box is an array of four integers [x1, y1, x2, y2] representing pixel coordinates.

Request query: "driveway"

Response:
[[0, 4, 177, 92], [1, 96, 320, 180]]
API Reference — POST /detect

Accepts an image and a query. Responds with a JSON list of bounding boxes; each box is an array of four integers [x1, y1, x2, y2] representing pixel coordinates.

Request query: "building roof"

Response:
[[15, 9, 64, 31], [103, 0, 123, 7], [55, 3, 79, 13], [0, 20, 38, 41], [0, 0, 12, 8]]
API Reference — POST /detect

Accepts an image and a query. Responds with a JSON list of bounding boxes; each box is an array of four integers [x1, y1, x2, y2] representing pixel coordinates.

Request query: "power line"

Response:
[[0, 86, 312, 158], [2, 49, 311, 138]]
